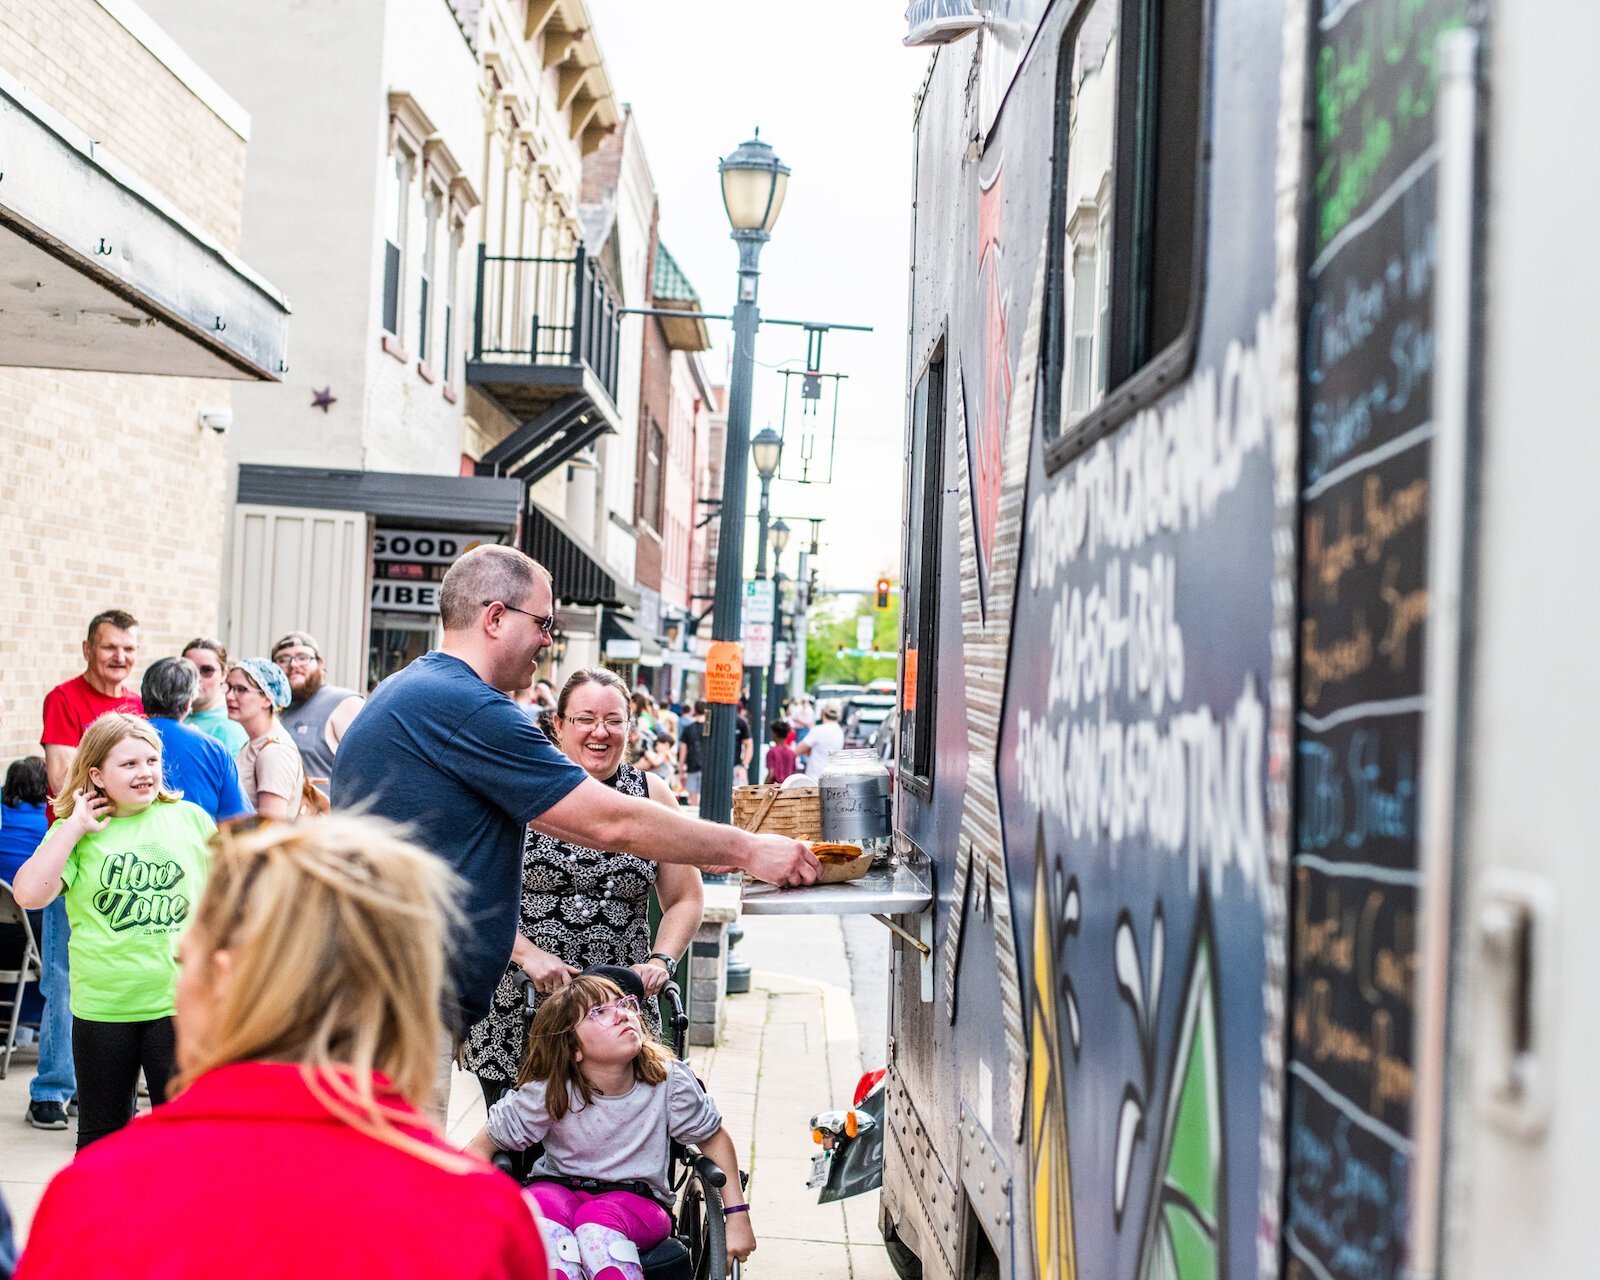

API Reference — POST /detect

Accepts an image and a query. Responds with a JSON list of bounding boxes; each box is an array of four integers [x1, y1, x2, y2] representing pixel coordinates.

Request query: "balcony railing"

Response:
[[470, 245, 620, 405]]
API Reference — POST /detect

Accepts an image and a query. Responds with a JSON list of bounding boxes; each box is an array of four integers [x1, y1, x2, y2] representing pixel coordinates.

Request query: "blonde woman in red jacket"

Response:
[[17, 816, 546, 1280]]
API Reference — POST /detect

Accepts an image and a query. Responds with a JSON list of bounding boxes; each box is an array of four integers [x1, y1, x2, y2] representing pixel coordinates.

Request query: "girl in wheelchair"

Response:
[[466, 973, 755, 1280]]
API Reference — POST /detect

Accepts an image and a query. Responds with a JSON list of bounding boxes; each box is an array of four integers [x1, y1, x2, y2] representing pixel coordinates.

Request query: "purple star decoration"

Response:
[[311, 387, 336, 412]]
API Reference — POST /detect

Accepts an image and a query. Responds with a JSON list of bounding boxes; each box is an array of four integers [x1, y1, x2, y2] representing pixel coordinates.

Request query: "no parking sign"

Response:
[[704, 641, 743, 704]]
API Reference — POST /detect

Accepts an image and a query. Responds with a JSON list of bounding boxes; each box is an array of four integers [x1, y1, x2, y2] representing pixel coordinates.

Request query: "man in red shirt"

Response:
[[41, 609, 143, 796]]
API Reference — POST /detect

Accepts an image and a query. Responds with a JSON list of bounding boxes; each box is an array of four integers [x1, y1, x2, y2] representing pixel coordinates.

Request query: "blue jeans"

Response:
[[30, 899, 75, 1104]]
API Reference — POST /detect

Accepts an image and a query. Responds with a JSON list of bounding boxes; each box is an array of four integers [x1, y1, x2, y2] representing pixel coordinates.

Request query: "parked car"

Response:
[[865, 678, 898, 696], [841, 694, 897, 749], [811, 683, 865, 707]]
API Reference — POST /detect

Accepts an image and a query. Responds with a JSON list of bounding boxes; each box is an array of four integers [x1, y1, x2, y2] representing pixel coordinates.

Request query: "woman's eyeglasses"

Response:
[[563, 714, 630, 732], [223, 681, 260, 697], [585, 995, 641, 1025]]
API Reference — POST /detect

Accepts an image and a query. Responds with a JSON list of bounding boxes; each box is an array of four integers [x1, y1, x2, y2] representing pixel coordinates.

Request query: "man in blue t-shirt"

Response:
[[141, 658, 253, 823], [332, 545, 819, 1028]]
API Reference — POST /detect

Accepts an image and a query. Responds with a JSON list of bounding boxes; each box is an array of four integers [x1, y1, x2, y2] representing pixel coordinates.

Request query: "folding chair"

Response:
[[0, 879, 43, 1079]]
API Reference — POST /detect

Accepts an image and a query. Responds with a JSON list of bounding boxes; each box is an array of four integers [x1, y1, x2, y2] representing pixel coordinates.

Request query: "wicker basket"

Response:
[[732, 784, 822, 840]]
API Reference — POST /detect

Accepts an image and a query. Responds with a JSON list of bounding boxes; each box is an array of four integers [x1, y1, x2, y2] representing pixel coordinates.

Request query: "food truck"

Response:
[[745, 0, 1597, 1276]]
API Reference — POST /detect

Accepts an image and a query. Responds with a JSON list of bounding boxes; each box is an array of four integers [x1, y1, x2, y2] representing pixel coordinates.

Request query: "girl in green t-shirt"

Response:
[[13, 712, 216, 1149]]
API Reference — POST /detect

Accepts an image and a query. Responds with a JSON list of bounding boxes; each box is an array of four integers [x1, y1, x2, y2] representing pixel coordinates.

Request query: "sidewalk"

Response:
[[2, 912, 896, 1277]]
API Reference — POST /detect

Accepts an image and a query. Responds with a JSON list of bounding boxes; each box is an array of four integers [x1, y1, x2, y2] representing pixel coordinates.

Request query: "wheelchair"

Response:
[[493, 974, 744, 1280]]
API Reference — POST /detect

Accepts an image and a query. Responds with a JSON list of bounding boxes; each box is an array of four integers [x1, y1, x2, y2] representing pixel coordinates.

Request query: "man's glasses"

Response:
[[274, 652, 318, 669], [483, 600, 556, 637], [585, 995, 641, 1025], [563, 714, 630, 732]]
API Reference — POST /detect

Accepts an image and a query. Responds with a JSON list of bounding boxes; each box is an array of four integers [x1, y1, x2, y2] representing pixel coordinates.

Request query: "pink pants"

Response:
[[528, 1182, 673, 1251]]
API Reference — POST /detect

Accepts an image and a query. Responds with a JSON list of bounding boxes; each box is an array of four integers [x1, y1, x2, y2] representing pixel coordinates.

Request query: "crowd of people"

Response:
[[0, 546, 820, 1278], [6, 613, 364, 1141]]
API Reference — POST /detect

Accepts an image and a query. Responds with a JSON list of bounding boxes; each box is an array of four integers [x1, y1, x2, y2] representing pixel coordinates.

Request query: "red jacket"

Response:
[[16, 1061, 547, 1280]]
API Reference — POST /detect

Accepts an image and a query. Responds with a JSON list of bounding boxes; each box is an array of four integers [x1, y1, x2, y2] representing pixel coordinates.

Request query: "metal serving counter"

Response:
[[741, 854, 937, 1001], [739, 859, 933, 916]]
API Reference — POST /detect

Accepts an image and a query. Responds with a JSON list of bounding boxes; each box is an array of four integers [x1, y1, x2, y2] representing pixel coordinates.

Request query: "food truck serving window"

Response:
[[1042, 0, 1205, 466], [900, 347, 945, 789]]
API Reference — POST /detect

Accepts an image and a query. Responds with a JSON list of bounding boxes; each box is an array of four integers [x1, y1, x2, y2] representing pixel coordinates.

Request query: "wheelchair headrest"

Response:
[[582, 963, 647, 1005]]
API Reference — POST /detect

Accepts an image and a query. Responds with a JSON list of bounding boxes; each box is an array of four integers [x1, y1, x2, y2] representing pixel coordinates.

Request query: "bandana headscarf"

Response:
[[233, 658, 291, 711]]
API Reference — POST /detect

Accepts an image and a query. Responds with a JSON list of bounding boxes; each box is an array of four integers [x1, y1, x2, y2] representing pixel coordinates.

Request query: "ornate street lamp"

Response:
[[702, 134, 790, 824], [719, 132, 790, 235], [746, 429, 783, 763]]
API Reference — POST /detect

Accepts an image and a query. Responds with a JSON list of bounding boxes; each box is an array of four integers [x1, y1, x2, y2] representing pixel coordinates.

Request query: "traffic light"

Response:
[[875, 578, 891, 610]]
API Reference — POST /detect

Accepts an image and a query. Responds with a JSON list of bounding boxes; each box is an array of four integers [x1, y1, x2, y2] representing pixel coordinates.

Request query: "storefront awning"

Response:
[[603, 611, 663, 666], [237, 465, 524, 533], [525, 503, 638, 610], [0, 69, 289, 380]]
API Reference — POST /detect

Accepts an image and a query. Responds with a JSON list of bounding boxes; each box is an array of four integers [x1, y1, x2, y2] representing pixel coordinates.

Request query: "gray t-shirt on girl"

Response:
[[486, 1058, 722, 1199]]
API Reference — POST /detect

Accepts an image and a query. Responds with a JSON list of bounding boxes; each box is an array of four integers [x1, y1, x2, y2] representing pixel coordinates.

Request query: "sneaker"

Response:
[[66, 1095, 79, 1118], [25, 1100, 68, 1130]]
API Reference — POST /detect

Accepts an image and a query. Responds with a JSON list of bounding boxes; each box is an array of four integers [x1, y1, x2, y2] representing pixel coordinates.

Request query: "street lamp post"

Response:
[[763, 517, 791, 765], [702, 133, 790, 825], [745, 427, 782, 763]]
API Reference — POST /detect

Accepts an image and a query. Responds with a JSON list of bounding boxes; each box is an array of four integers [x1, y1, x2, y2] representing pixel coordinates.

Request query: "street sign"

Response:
[[856, 616, 874, 652], [705, 641, 743, 704], [774, 640, 790, 682], [743, 579, 775, 626], [742, 622, 773, 667]]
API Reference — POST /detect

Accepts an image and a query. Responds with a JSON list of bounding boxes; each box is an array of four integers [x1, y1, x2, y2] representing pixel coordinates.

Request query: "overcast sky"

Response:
[[585, 0, 933, 592]]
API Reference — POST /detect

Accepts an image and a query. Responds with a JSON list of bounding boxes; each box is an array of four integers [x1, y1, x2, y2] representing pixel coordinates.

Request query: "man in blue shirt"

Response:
[[333, 545, 819, 1033], [141, 658, 253, 823]]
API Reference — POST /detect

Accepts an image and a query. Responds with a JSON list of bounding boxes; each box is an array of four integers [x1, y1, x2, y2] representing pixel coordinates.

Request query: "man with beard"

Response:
[[271, 631, 363, 796]]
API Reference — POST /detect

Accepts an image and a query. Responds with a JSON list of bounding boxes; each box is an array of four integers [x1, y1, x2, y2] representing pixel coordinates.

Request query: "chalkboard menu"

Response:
[[1286, 2, 1469, 1278]]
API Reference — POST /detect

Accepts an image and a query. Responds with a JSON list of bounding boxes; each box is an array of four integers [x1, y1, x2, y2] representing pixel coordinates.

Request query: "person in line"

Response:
[[0, 759, 50, 882], [226, 659, 305, 820], [796, 700, 845, 778], [14, 815, 548, 1280], [11, 715, 214, 1149], [466, 974, 755, 1279], [788, 691, 815, 743], [273, 632, 363, 802], [330, 545, 817, 1107], [141, 658, 252, 823], [463, 669, 704, 1104], [676, 701, 705, 807], [764, 719, 797, 784], [180, 637, 248, 755], [0, 759, 55, 1123], [24, 608, 139, 1131], [733, 705, 753, 787], [40, 610, 143, 797]]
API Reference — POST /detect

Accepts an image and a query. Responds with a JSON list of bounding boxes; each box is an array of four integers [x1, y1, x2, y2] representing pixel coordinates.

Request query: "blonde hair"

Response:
[[53, 713, 181, 819], [519, 975, 672, 1119], [174, 814, 467, 1169]]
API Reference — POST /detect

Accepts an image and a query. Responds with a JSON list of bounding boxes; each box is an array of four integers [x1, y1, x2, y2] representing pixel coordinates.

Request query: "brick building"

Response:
[[0, 0, 287, 762], [143, 0, 516, 689]]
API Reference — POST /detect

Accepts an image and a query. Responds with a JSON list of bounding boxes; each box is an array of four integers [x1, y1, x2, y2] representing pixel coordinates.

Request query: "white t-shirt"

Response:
[[802, 721, 845, 777]]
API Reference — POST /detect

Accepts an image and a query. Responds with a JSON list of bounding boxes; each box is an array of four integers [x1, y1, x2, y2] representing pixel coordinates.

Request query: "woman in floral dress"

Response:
[[463, 668, 704, 1104]]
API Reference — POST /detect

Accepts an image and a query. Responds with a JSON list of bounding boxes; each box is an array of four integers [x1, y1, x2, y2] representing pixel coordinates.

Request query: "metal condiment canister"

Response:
[[818, 748, 891, 841]]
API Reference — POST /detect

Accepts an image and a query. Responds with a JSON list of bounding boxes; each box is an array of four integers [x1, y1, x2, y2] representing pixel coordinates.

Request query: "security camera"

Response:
[[198, 407, 232, 434]]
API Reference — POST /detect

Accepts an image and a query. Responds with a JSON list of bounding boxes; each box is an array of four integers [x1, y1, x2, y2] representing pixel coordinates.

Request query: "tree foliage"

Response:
[[802, 595, 899, 689]]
